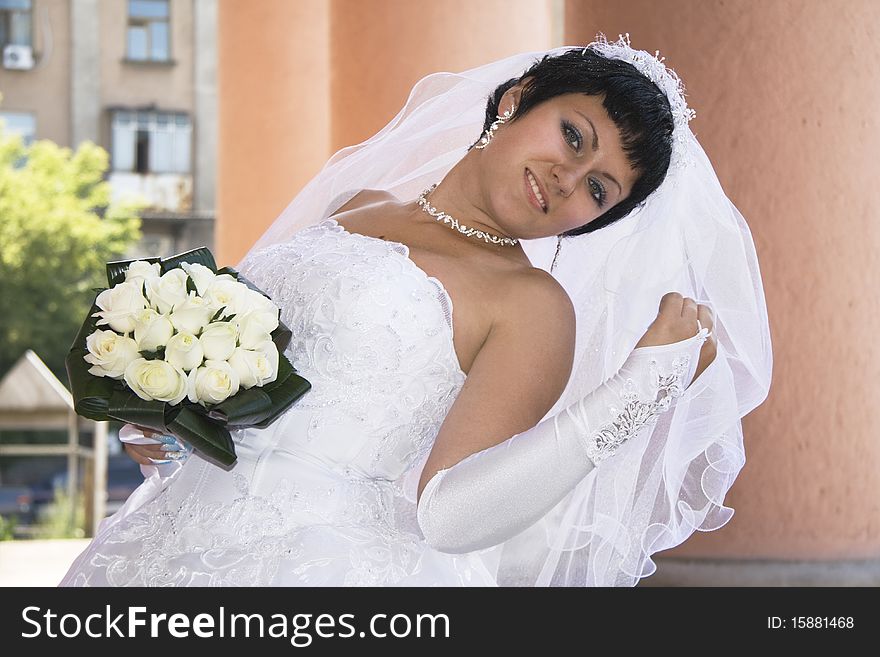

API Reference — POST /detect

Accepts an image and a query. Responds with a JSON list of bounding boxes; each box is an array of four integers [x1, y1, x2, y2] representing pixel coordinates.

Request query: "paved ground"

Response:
[[0, 539, 90, 586]]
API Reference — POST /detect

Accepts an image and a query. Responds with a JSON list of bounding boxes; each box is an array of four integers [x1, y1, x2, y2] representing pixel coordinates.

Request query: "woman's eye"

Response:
[[562, 122, 581, 151], [589, 178, 607, 207], [562, 120, 605, 206]]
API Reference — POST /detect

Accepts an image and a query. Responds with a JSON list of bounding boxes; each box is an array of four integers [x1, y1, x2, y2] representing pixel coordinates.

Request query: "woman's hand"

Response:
[[120, 425, 189, 465], [635, 292, 718, 382]]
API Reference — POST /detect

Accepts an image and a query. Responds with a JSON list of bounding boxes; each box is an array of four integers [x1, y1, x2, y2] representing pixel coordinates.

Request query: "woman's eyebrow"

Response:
[[575, 110, 600, 151], [576, 110, 623, 195]]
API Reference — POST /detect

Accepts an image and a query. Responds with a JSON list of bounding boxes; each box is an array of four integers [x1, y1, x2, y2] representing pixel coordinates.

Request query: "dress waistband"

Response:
[[244, 447, 404, 531]]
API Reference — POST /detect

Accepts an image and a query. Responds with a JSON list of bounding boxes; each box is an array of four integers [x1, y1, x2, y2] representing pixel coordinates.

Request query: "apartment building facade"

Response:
[[0, 0, 217, 257]]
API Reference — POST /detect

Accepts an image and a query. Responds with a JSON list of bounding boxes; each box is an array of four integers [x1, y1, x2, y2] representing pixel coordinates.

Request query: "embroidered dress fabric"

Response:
[[60, 219, 497, 586]]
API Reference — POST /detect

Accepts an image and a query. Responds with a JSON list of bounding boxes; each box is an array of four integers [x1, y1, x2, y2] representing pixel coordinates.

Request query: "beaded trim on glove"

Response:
[[583, 354, 691, 467]]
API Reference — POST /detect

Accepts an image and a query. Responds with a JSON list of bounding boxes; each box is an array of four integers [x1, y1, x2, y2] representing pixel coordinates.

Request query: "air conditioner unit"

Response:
[[3, 44, 34, 70]]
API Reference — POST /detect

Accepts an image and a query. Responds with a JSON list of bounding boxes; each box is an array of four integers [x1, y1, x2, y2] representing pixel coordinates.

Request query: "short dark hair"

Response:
[[480, 47, 675, 236]]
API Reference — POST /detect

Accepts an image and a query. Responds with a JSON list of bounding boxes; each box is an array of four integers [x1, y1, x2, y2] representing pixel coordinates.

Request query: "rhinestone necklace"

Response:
[[416, 184, 519, 247]]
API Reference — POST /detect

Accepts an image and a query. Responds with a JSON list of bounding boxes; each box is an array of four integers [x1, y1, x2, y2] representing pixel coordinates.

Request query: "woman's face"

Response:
[[477, 87, 639, 240]]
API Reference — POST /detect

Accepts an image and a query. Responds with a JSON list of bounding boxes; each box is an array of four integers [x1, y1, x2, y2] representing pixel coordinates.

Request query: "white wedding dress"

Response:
[[60, 218, 499, 586]]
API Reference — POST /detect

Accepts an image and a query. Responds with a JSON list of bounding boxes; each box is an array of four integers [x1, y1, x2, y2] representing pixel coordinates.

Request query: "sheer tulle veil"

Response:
[[241, 35, 773, 586]]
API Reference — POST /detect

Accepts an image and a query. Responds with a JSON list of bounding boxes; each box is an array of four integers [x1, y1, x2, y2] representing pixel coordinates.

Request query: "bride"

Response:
[[60, 35, 771, 587]]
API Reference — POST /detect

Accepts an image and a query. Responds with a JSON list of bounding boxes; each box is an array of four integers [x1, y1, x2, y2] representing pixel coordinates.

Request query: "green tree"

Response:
[[0, 123, 143, 382]]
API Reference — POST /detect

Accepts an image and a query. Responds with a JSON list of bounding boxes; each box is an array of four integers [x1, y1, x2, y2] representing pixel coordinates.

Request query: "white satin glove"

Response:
[[416, 327, 710, 554]]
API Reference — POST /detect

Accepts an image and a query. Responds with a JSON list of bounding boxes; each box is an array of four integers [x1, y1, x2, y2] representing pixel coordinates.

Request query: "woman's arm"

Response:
[[416, 285, 713, 554], [417, 269, 576, 502]]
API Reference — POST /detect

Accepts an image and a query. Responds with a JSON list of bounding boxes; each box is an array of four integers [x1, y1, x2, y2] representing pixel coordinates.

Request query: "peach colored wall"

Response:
[[217, 0, 331, 265], [0, 0, 71, 145], [329, 0, 556, 150], [217, 0, 557, 264], [566, 0, 880, 559]]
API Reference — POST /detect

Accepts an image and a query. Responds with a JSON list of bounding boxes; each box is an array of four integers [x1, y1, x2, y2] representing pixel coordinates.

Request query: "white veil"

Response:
[[242, 35, 773, 586]]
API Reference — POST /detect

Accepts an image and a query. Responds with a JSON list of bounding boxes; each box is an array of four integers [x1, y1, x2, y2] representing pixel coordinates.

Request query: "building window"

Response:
[[0, 0, 32, 48], [126, 0, 169, 62], [112, 110, 191, 174], [0, 111, 36, 145]]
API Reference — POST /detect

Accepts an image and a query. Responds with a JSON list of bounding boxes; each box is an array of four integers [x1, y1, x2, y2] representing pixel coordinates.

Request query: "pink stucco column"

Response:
[[566, 0, 880, 569], [217, 0, 555, 264], [217, 0, 332, 265]]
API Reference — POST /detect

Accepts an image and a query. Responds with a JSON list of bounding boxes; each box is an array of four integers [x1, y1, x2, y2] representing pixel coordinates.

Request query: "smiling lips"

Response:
[[525, 169, 548, 213]]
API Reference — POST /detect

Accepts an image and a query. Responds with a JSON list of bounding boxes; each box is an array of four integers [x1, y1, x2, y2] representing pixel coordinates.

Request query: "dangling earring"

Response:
[[475, 102, 516, 149], [550, 235, 563, 273]]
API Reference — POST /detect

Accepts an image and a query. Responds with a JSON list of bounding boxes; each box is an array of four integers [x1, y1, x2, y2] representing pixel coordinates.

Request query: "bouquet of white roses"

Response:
[[67, 247, 310, 467]]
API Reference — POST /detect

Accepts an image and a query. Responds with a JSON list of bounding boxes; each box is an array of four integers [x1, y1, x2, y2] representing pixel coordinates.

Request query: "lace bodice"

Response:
[[237, 217, 467, 481]]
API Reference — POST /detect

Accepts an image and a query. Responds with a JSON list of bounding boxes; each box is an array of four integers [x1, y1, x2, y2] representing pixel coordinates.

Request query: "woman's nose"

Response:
[[552, 164, 581, 197]]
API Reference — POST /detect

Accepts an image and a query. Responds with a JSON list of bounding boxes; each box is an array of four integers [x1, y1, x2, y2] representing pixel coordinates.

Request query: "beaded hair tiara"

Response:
[[585, 33, 696, 166]]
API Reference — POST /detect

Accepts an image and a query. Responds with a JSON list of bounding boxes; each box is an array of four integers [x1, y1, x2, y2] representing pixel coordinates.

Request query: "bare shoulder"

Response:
[[417, 264, 576, 501], [494, 265, 576, 391], [502, 266, 574, 324]]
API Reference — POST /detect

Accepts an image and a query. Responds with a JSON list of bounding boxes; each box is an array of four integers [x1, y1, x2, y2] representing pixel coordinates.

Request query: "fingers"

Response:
[[133, 425, 162, 439], [123, 443, 160, 465], [660, 291, 699, 324], [681, 297, 698, 321], [659, 291, 684, 313], [642, 292, 716, 350], [660, 292, 715, 338], [123, 436, 189, 465], [696, 303, 715, 334]]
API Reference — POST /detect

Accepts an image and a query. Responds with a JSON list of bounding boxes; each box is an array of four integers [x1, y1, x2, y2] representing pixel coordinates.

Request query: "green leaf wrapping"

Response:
[[271, 321, 292, 356], [102, 391, 237, 467], [106, 388, 168, 431], [68, 246, 311, 468], [158, 247, 218, 276], [208, 356, 311, 428], [66, 300, 113, 421], [166, 405, 236, 467]]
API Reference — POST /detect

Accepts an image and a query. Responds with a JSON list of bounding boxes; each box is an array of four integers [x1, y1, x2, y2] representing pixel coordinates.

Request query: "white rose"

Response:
[[228, 286, 272, 316], [202, 278, 246, 316], [234, 310, 275, 349], [198, 321, 238, 360], [169, 292, 215, 335], [228, 341, 279, 389], [83, 329, 140, 379], [146, 268, 190, 314], [164, 331, 204, 372], [132, 308, 175, 352], [124, 358, 188, 405], [180, 262, 218, 296], [92, 280, 147, 334], [187, 360, 240, 405], [235, 291, 279, 327], [124, 260, 161, 290]]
